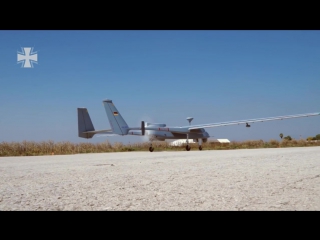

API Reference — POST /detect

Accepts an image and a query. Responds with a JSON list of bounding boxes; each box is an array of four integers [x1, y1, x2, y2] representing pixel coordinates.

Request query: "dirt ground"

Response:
[[0, 147, 319, 210]]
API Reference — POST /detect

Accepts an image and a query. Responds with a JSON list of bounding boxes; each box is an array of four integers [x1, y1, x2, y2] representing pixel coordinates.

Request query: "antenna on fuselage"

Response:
[[186, 117, 193, 125]]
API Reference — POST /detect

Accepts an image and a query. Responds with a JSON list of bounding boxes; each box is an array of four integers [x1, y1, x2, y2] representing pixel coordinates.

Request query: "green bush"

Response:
[[283, 136, 292, 140]]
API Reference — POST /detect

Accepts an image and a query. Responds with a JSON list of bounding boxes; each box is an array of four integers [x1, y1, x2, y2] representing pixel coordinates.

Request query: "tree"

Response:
[[315, 134, 320, 140], [279, 133, 283, 139], [284, 135, 292, 140]]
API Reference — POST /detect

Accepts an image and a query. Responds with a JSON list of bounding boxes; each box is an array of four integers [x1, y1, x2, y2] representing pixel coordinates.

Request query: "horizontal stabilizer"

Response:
[[82, 129, 113, 134], [96, 134, 120, 137]]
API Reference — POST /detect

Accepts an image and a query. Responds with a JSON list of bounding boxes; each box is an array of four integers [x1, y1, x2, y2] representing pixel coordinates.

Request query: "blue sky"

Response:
[[0, 30, 319, 144]]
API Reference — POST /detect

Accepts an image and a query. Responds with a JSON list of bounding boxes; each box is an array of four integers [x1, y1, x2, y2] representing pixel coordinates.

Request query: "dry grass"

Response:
[[0, 139, 320, 157]]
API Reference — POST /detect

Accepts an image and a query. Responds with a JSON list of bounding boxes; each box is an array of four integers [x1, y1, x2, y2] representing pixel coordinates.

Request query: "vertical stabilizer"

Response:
[[78, 108, 95, 138], [102, 99, 129, 135]]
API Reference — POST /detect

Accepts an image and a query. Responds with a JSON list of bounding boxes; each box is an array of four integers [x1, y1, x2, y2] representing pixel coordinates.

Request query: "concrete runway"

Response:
[[1, 147, 320, 210]]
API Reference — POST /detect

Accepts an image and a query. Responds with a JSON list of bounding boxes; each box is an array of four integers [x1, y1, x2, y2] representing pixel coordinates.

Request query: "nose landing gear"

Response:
[[198, 138, 203, 151]]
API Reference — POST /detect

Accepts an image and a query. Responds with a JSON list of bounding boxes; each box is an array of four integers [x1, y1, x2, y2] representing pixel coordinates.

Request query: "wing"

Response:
[[187, 112, 320, 130]]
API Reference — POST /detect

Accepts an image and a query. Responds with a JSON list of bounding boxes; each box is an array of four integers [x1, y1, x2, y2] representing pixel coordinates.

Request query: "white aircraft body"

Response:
[[78, 99, 320, 152]]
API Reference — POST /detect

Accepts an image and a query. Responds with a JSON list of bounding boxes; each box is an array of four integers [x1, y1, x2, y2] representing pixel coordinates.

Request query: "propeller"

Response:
[[141, 121, 145, 135]]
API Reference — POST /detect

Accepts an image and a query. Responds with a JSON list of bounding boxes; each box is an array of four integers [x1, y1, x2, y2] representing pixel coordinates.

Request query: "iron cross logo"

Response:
[[17, 47, 38, 68]]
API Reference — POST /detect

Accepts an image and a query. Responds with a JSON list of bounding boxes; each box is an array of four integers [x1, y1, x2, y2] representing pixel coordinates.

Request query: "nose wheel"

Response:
[[199, 146, 202, 150], [186, 145, 191, 151]]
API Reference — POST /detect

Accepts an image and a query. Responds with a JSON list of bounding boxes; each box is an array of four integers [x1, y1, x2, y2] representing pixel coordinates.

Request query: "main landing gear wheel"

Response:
[[186, 145, 191, 151], [199, 146, 202, 150], [149, 147, 154, 152]]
